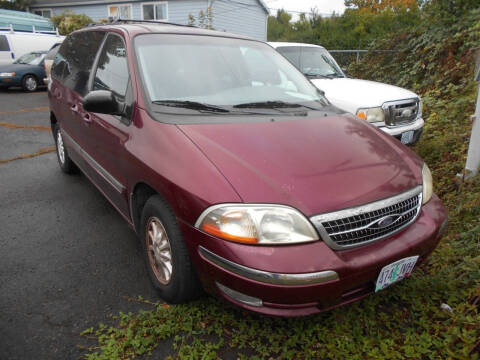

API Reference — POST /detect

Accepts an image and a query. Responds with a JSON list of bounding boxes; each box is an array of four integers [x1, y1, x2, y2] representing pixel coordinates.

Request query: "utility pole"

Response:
[[464, 48, 480, 178]]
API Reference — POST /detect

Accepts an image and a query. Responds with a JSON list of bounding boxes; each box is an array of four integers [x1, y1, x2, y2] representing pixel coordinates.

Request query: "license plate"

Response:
[[401, 130, 414, 144], [375, 256, 419, 292]]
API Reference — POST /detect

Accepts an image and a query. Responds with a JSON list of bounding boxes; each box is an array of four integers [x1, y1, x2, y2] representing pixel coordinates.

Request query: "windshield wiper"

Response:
[[233, 101, 305, 109], [233, 100, 319, 111], [305, 73, 340, 79], [152, 100, 230, 113]]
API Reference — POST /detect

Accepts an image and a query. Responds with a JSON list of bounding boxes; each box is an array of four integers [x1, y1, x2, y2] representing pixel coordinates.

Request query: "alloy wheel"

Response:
[[56, 130, 65, 165], [25, 76, 37, 91], [146, 217, 173, 285]]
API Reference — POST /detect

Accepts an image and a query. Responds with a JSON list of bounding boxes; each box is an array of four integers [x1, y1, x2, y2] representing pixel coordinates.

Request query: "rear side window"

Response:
[[93, 34, 129, 99], [0, 35, 10, 51], [52, 31, 105, 96], [276, 46, 302, 69]]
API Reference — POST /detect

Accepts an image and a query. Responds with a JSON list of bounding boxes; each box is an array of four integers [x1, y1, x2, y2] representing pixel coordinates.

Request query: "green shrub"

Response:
[[51, 11, 93, 35]]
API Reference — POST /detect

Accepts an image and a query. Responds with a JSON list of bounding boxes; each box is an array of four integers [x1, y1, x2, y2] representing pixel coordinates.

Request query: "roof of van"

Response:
[[78, 21, 257, 41], [268, 42, 326, 49], [0, 9, 55, 33]]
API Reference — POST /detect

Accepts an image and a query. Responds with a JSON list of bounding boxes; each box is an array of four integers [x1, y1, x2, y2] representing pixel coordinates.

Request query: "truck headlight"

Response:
[[0, 72, 15, 77], [195, 204, 319, 245], [356, 107, 385, 123], [422, 163, 433, 204]]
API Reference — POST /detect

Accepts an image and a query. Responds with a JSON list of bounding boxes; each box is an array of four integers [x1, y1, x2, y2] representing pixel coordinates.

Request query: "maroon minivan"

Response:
[[48, 21, 447, 316]]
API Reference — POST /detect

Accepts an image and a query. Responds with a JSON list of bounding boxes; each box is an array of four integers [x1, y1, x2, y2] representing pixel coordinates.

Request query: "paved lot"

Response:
[[0, 89, 166, 359]]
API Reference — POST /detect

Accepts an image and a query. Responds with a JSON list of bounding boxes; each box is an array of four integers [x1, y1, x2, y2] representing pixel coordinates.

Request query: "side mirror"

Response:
[[83, 90, 123, 115]]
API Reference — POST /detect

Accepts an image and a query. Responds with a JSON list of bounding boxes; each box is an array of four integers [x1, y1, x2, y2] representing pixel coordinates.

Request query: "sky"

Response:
[[264, 0, 347, 17]]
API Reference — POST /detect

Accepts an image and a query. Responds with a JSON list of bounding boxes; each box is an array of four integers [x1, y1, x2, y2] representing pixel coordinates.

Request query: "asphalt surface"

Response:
[[0, 88, 168, 359]]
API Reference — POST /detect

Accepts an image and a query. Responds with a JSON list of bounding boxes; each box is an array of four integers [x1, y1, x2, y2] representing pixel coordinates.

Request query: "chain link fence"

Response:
[[329, 50, 398, 68]]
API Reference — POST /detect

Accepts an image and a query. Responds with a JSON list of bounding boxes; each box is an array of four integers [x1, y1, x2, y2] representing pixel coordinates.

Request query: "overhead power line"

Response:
[[213, 1, 337, 19], [268, 7, 337, 17]]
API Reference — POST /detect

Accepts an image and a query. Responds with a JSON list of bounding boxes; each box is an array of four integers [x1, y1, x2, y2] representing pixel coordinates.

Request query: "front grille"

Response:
[[384, 98, 420, 126], [310, 186, 422, 250]]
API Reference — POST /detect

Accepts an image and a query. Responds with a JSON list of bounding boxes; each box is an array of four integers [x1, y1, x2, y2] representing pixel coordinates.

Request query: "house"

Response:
[[27, 0, 269, 40]]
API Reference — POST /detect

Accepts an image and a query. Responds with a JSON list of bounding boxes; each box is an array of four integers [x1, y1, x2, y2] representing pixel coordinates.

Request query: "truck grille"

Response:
[[310, 186, 422, 250], [383, 98, 420, 126]]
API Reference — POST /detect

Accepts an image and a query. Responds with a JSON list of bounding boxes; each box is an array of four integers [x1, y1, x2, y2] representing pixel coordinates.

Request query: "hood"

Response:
[[179, 114, 423, 216], [311, 78, 419, 113]]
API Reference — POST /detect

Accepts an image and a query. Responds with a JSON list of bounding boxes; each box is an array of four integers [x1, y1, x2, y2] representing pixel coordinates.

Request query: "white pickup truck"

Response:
[[269, 42, 424, 145]]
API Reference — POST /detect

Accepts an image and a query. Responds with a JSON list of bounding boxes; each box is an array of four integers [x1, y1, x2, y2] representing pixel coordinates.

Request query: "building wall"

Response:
[[211, 0, 267, 40], [33, 0, 267, 40]]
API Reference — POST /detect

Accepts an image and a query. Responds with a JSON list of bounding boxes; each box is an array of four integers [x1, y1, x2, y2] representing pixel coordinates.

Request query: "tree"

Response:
[[187, 7, 214, 29], [0, 0, 31, 11], [344, 0, 419, 13], [267, 9, 293, 41], [51, 11, 93, 35]]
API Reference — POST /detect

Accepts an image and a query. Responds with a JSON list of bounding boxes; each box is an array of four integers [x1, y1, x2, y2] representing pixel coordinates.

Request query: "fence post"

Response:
[[464, 48, 480, 178]]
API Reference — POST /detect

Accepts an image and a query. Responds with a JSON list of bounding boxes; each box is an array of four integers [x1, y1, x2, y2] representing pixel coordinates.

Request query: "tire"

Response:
[[53, 124, 77, 174], [22, 75, 38, 92], [140, 195, 202, 303]]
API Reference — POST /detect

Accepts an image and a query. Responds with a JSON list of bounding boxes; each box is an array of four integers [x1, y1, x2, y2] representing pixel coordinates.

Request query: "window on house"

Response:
[[108, 5, 132, 19], [142, 2, 167, 21], [33, 9, 52, 18]]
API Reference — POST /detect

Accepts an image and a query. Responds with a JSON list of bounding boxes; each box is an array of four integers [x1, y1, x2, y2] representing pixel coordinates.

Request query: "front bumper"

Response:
[[0, 76, 21, 87], [376, 117, 424, 136], [180, 194, 447, 316]]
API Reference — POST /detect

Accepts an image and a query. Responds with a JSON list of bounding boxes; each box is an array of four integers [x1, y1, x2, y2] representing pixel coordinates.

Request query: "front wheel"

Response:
[[53, 124, 77, 174], [140, 195, 202, 303], [22, 75, 38, 92]]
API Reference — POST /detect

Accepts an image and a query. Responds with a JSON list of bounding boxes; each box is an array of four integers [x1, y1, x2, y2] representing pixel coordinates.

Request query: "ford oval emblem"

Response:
[[374, 215, 401, 229]]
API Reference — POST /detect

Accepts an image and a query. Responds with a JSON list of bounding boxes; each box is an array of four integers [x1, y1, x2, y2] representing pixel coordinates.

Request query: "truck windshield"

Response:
[[14, 52, 45, 65], [134, 34, 328, 111], [277, 46, 344, 79]]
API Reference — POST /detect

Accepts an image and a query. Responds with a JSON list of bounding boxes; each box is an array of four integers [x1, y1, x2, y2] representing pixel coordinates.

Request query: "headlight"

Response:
[[418, 99, 423, 119], [195, 204, 319, 245], [422, 163, 433, 204], [0, 72, 15, 77], [356, 107, 385, 123]]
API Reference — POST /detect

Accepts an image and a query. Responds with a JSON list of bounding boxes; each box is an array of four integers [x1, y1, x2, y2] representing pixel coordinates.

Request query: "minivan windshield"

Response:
[[135, 34, 328, 112], [14, 52, 45, 65], [277, 46, 344, 79]]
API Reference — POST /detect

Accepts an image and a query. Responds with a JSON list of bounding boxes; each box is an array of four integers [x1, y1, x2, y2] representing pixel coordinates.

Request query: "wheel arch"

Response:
[[130, 181, 162, 234], [22, 73, 39, 82], [50, 111, 57, 132]]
